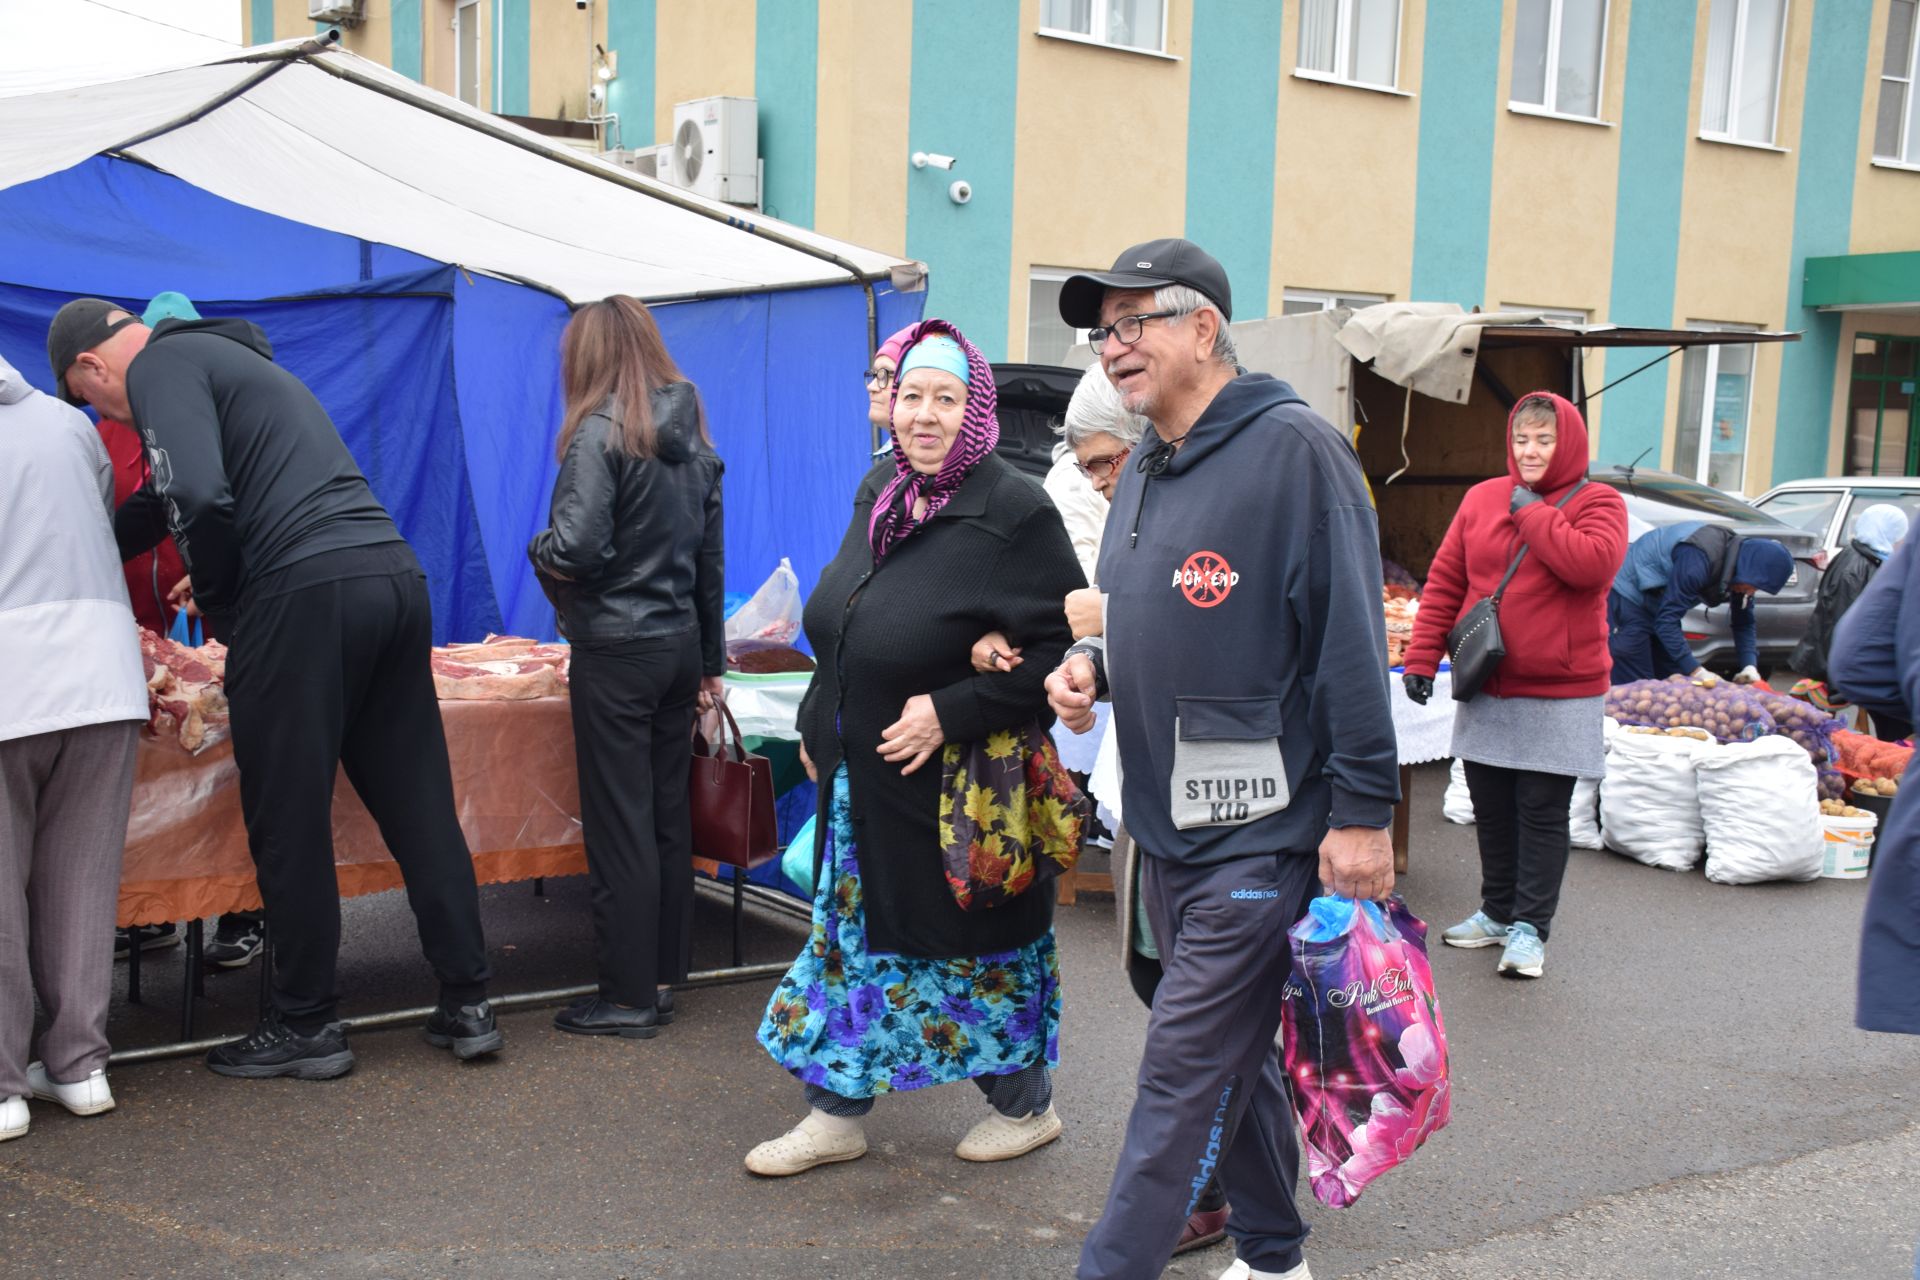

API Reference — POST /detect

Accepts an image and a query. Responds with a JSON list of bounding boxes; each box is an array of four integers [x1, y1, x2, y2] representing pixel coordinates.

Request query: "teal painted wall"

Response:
[[1408, 0, 1503, 307], [1595, 0, 1697, 466], [249, 0, 272, 42], [1184, 0, 1282, 319], [606, 0, 656, 150], [500, 0, 531, 116], [755, 0, 818, 227], [907, 0, 1020, 359], [1772, 0, 1875, 483], [390, 0, 423, 82]]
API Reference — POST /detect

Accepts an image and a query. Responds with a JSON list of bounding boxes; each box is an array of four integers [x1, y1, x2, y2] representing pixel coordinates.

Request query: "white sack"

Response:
[[1697, 737, 1823, 885], [1601, 732, 1712, 871], [1443, 759, 1476, 824], [1569, 719, 1618, 851]]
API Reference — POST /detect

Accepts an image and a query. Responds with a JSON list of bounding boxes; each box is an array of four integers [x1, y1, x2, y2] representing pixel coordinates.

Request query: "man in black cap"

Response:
[[1047, 241, 1400, 1280], [50, 299, 502, 1078]]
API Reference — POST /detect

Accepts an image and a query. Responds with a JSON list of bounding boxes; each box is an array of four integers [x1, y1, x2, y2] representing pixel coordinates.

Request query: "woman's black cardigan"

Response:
[[796, 453, 1084, 959]]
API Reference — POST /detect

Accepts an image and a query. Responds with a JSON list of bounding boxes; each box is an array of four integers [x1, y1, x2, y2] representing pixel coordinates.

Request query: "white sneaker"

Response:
[[744, 1112, 867, 1177], [0, 1095, 26, 1141], [1217, 1259, 1313, 1280], [955, 1105, 1063, 1162], [27, 1063, 115, 1116]]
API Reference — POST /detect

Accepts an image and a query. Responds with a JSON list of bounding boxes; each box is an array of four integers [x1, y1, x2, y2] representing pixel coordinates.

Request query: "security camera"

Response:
[[912, 152, 957, 171], [948, 179, 972, 205]]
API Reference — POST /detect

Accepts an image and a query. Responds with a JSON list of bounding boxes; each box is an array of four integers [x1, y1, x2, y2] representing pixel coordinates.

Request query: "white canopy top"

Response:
[[0, 37, 925, 305]]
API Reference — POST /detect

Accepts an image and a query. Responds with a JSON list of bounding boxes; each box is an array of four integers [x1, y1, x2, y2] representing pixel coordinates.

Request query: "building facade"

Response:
[[247, 0, 1920, 494]]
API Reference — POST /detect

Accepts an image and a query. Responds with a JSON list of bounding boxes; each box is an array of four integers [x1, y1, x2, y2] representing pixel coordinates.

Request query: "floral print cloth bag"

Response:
[[1281, 895, 1453, 1208], [938, 724, 1090, 910]]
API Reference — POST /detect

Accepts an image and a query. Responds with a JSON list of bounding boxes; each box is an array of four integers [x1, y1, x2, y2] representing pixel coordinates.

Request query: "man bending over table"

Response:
[[50, 298, 500, 1079]]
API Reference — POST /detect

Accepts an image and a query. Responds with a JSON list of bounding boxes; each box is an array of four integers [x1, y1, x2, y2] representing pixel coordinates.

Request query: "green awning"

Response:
[[1803, 251, 1920, 308]]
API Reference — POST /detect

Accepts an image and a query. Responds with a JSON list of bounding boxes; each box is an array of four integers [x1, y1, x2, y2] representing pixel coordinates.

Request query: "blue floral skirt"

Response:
[[756, 766, 1062, 1098]]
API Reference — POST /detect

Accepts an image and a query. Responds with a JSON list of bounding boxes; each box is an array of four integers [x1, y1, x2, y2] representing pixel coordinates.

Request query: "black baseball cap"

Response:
[[47, 297, 140, 405], [1057, 238, 1233, 329]]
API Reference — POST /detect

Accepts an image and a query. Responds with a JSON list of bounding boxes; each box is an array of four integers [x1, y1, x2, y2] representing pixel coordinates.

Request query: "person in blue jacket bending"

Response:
[[1606, 522, 1794, 685]]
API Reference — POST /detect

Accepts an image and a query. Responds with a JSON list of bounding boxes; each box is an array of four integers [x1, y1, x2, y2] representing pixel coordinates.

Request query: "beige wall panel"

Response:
[[1850, 1, 1920, 254], [654, 0, 757, 148], [425, 1, 453, 96], [1004, 0, 1191, 357], [1482, 0, 1625, 322], [1267, 0, 1422, 309], [1665, 0, 1812, 493], [528, 4, 600, 123], [815, 0, 911, 257]]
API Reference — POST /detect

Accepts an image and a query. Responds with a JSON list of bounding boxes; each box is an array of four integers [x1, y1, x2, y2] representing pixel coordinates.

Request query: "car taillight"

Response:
[[1811, 549, 1830, 571], [1684, 632, 1710, 642]]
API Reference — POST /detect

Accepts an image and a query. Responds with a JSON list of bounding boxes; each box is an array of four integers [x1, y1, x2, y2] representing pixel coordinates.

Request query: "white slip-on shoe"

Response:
[[27, 1063, 115, 1117], [1217, 1260, 1313, 1280], [0, 1095, 27, 1141], [955, 1105, 1063, 1162], [744, 1112, 868, 1177]]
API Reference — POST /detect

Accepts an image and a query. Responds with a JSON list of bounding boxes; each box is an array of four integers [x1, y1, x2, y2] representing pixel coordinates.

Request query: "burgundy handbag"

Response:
[[689, 700, 778, 869]]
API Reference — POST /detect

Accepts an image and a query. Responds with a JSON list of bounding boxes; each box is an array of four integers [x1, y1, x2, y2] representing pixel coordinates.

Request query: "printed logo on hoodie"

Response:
[[1174, 550, 1239, 608]]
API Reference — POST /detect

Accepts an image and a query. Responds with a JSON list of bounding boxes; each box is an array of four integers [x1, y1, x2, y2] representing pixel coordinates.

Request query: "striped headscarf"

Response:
[[868, 318, 1000, 563]]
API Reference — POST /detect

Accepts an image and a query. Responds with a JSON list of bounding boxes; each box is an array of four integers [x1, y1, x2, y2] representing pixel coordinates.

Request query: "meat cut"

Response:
[[140, 629, 230, 753], [431, 635, 570, 700]]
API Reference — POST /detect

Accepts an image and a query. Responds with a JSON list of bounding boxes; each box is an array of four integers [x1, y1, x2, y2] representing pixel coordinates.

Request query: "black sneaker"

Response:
[[113, 923, 180, 959], [205, 915, 266, 969], [206, 1012, 354, 1080], [655, 989, 675, 1025], [423, 1000, 505, 1060]]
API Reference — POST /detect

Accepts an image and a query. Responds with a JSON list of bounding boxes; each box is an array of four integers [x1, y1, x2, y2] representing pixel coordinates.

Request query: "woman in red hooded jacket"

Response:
[[1401, 392, 1626, 979]]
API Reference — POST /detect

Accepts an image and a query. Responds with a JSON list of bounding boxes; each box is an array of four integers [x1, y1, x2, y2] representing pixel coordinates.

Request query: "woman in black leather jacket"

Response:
[[528, 296, 725, 1040]]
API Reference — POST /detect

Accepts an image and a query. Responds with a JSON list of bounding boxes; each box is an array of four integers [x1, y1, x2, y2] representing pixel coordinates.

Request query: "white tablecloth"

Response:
[[1390, 666, 1455, 766]]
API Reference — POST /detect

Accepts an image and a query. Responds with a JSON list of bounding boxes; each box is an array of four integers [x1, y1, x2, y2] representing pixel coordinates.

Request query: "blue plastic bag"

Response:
[[780, 814, 819, 898]]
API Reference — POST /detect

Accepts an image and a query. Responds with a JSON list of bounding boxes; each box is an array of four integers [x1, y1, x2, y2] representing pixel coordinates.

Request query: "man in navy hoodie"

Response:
[[1047, 240, 1399, 1280]]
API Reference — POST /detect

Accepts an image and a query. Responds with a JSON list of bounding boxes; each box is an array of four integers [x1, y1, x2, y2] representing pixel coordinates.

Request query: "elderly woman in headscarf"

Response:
[[1792, 503, 1913, 739], [863, 324, 916, 461], [747, 319, 1084, 1178]]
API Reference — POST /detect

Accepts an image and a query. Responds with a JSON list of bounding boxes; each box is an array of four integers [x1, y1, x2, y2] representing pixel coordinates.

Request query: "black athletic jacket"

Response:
[[117, 318, 401, 627]]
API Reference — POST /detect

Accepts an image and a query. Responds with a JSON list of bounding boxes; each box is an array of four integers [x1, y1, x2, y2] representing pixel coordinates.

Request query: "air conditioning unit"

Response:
[[602, 144, 671, 180], [308, 0, 364, 24], [666, 96, 758, 206]]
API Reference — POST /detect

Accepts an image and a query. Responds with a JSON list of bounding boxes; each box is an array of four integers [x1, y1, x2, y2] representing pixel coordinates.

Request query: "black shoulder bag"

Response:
[[1446, 481, 1587, 702]]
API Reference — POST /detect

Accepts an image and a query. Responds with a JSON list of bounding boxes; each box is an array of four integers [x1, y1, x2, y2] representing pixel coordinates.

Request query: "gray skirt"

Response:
[[1451, 692, 1607, 780]]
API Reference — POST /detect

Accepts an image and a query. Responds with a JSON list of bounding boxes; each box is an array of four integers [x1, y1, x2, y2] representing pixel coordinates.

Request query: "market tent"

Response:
[[0, 37, 926, 643]]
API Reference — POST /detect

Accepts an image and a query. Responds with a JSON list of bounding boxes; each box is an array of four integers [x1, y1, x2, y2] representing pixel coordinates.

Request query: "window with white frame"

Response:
[[455, 0, 481, 108], [1039, 0, 1166, 53], [1028, 271, 1092, 366], [1501, 303, 1589, 326], [1297, 0, 1402, 90], [1282, 288, 1389, 315], [1700, 0, 1788, 146], [1510, 0, 1609, 119], [1672, 323, 1762, 493], [1875, 0, 1920, 164]]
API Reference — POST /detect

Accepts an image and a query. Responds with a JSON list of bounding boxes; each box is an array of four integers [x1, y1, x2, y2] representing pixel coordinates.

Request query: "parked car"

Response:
[[1588, 466, 1823, 673], [991, 362, 1077, 481], [1749, 476, 1920, 568]]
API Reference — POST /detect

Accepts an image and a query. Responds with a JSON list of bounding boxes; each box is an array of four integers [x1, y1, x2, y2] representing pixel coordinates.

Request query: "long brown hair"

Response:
[[555, 295, 707, 460]]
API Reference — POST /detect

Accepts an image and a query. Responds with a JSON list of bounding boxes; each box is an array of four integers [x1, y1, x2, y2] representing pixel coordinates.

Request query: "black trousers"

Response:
[[224, 548, 490, 1032], [1462, 761, 1577, 940], [568, 630, 701, 1006]]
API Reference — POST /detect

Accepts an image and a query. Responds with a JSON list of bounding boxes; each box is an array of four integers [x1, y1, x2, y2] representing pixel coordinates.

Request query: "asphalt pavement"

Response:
[[5, 760, 1918, 1279]]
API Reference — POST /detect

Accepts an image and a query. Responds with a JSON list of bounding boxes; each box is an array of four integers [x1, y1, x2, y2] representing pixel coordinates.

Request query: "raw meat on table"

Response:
[[430, 634, 571, 700], [139, 629, 229, 753]]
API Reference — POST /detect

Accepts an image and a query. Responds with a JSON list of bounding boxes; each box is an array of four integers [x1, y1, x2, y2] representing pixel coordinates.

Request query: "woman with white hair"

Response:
[[1044, 364, 1149, 584]]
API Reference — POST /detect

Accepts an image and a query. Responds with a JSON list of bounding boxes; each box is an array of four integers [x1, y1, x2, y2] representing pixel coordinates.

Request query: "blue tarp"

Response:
[[0, 155, 924, 643]]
